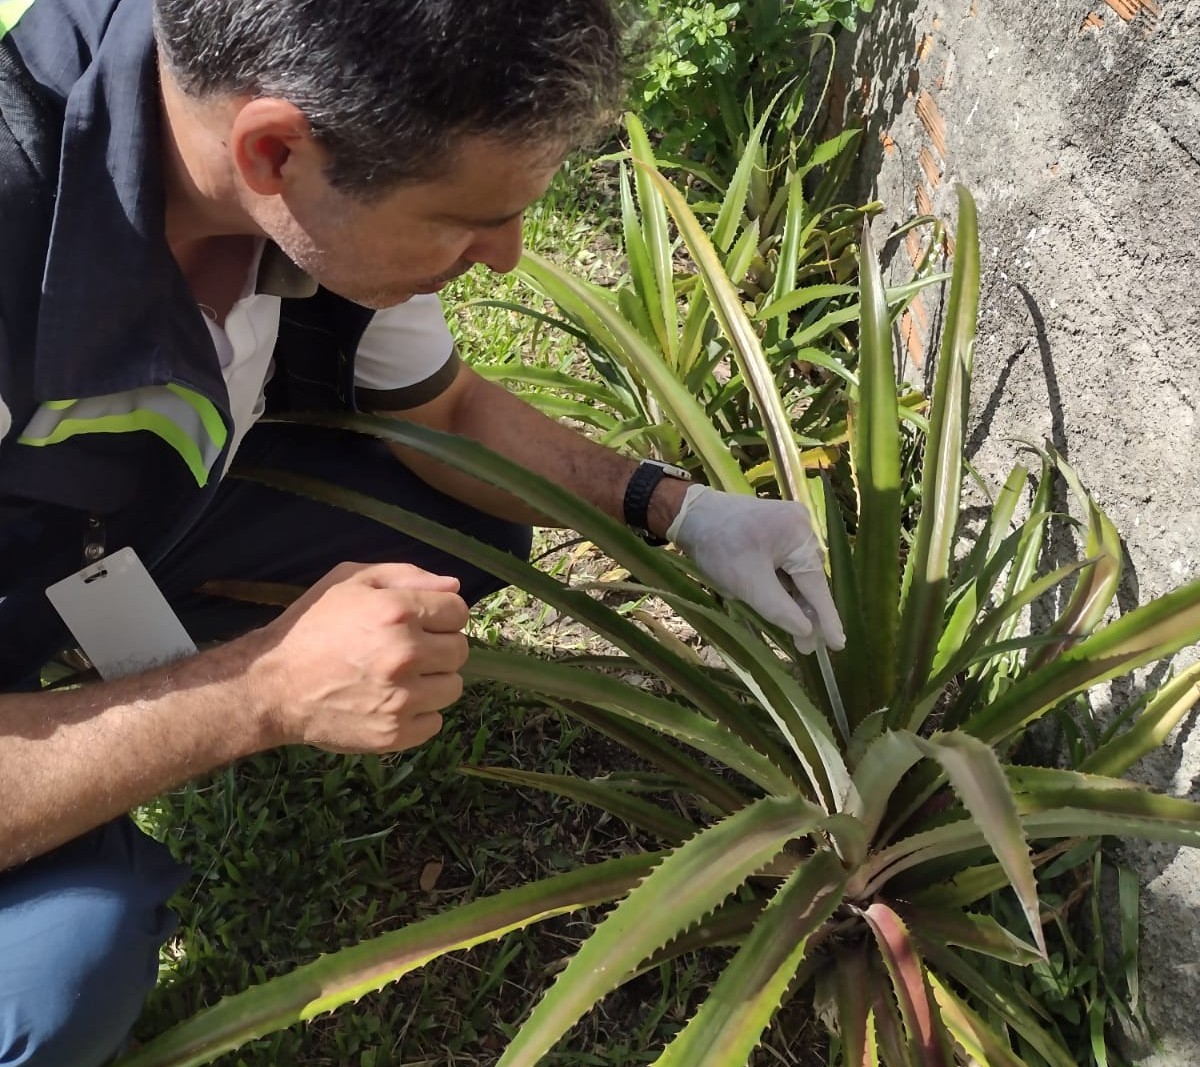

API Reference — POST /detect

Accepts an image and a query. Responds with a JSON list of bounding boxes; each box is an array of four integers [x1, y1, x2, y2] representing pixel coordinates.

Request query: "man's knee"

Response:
[[0, 824, 186, 1067], [458, 513, 533, 604]]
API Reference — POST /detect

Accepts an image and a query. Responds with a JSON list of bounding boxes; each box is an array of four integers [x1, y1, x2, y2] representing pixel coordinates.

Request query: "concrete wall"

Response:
[[838, 0, 1200, 1059]]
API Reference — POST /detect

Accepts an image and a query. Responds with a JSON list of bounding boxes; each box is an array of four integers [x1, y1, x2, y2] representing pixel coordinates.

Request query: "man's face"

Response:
[[259, 137, 563, 309]]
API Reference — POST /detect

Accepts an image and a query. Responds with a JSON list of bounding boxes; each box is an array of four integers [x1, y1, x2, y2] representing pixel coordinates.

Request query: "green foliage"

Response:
[[484, 117, 937, 500], [121, 188, 1200, 1067], [633, 0, 876, 165]]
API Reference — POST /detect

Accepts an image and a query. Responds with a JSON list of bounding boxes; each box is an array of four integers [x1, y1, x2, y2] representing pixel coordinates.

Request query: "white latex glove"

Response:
[[667, 485, 846, 654]]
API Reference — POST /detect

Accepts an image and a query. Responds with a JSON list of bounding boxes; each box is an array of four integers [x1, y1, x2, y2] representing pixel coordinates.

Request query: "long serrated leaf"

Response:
[[869, 962, 914, 1067], [851, 217, 901, 708], [822, 477, 871, 728], [519, 253, 751, 492], [1080, 661, 1200, 777], [910, 733, 1045, 957], [713, 108, 774, 252], [555, 700, 748, 815], [496, 796, 846, 1067], [873, 794, 1200, 895], [762, 170, 808, 350], [1117, 862, 1141, 1011], [1003, 765, 1141, 794], [626, 114, 679, 364], [655, 592, 854, 815], [954, 464, 1028, 592], [757, 276, 950, 326], [464, 647, 795, 796], [461, 766, 698, 844], [896, 186, 980, 708], [965, 577, 1200, 745], [920, 942, 1077, 1067], [116, 853, 657, 1067], [833, 945, 873, 1067], [645, 167, 816, 514], [619, 161, 668, 352], [1015, 786, 1200, 826], [864, 903, 950, 1067], [926, 972, 1031, 1067], [795, 128, 864, 180], [908, 862, 1014, 910], [654, 851, 848, 1067], [474, 364, 622, 410], [756, 282, 857, 323], [847, 731, 923, 841], [501, 390, 622, 431], [920, 558, 1086, 731], [1029, 455, 1123, 669], [896, 903, 1041, 965]]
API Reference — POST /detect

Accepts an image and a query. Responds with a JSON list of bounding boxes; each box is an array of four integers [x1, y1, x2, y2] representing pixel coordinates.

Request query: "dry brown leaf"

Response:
[[419, 860, 444, 893]]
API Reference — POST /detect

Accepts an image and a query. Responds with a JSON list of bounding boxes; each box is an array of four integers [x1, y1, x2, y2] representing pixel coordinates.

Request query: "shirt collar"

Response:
[[255, 242, 319, 299], [33, 0, 227, 408]]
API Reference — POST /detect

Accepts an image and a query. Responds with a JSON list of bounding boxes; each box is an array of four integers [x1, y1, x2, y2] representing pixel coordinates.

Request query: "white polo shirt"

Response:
[[203, 240, 457, 467]]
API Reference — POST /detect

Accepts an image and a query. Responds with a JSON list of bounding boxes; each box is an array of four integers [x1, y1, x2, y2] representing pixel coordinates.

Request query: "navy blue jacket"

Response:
[[0, 0, 373, 683]]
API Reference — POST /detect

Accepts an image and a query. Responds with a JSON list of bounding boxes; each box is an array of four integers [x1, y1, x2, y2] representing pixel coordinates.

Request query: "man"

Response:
[[0, 0, 845, 1062]]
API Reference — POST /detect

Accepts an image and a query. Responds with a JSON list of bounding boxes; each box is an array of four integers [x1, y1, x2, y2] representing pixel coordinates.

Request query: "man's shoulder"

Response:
[[5, 0, 128, 99]]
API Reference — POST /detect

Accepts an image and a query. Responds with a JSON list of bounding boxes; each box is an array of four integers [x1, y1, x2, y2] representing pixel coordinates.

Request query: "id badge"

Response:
[[45, 546, 197, 679]]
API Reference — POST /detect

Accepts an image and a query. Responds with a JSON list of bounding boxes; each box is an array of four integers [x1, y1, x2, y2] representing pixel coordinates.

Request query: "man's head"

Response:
[[153, 0, 630, 305], [153, 0, 629, 194]]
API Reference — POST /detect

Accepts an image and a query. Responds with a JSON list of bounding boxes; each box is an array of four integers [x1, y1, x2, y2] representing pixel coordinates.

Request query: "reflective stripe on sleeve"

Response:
[[0, 0, 35, 36], [17, 384, 229, 486]]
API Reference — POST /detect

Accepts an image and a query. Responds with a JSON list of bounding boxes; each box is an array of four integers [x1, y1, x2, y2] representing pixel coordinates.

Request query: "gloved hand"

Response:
[[666, 485, 846, 654]]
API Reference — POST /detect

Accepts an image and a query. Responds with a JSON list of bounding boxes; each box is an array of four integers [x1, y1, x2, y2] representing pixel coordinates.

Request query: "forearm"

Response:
[[0, 635, 275, 870], [387, 373, 688, 537]]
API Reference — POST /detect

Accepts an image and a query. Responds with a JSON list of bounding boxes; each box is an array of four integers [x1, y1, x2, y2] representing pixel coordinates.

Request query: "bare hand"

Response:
[[245, 562, 470, 753]]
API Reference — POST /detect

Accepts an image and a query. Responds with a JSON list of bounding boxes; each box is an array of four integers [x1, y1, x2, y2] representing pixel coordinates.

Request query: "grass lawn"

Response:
[[134, 163, 831, 1066]]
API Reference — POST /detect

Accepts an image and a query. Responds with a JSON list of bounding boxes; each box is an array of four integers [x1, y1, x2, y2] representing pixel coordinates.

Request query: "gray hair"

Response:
[[153, 0, 633, 197]]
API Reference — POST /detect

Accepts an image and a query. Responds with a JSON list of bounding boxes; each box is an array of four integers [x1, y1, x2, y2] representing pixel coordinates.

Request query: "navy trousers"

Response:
[[0, 423, 531, 1066]]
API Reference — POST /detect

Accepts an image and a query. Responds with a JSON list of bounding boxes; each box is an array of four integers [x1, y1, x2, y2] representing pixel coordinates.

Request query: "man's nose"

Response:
[[465, 216, 525, 274]]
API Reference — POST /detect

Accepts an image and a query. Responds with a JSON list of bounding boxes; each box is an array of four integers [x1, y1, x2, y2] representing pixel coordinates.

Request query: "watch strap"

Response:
[[622, 460, 689, 546]]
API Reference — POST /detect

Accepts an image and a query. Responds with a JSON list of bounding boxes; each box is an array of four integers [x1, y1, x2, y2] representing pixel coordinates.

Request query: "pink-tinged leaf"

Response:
[[864, 903, 950, 1067], [497, 796, 840, 1067], [117, 853, 657, 1067], [654, 851, 848, 1066]]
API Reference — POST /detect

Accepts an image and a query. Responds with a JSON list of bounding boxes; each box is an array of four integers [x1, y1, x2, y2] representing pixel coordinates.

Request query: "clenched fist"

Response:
[[243, 561, 469, 753]]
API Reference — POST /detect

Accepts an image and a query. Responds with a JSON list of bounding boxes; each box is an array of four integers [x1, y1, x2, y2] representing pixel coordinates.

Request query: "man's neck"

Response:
[[157, 55, 258, 249]]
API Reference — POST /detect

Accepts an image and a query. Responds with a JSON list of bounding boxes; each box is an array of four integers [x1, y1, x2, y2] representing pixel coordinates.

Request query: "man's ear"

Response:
[[229, 98, 323, 195]]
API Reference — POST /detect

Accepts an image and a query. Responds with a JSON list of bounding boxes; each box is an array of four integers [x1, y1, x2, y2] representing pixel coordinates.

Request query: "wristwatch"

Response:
[[622, 459, 691, 546]]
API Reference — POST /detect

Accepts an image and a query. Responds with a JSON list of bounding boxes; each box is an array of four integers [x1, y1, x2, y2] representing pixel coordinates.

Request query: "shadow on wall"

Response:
[[814, 0, 922, 207]]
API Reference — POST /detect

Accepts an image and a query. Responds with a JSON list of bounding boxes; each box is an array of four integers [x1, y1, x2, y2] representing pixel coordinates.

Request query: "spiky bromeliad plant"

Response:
[[119, 187, 1200, 1067]]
